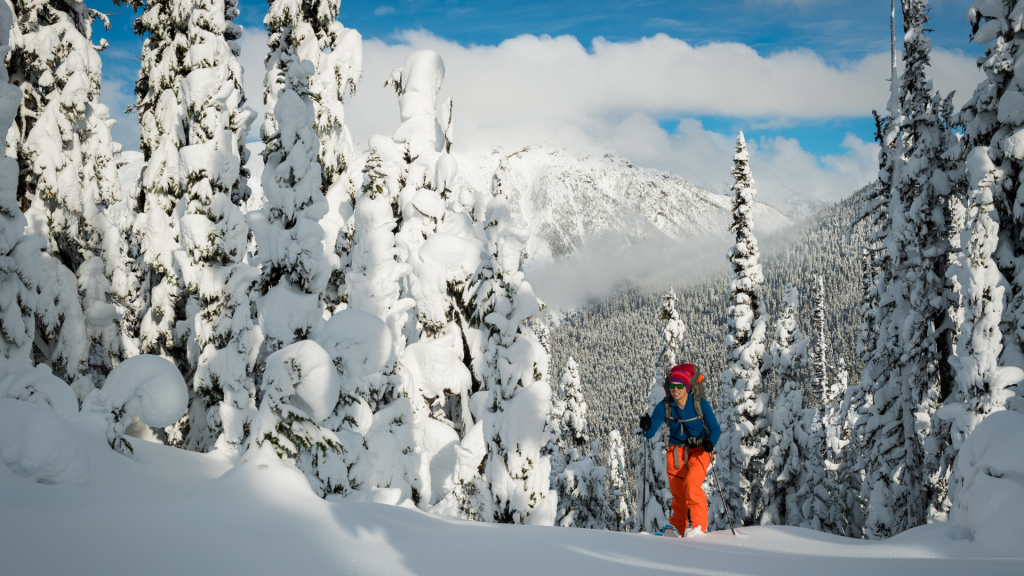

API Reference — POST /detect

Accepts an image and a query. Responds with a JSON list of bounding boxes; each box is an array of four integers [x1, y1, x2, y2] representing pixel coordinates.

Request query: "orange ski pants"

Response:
[[666, 445, 711, 534]]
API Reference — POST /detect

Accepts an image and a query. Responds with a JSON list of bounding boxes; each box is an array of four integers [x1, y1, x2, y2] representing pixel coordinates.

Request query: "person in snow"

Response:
[[640, 363, 720, 536]]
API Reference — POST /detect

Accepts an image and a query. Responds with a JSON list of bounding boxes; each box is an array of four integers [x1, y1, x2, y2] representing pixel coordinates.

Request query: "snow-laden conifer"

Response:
[[127, 0, 190, 371], [306, 7, 361, 317], [800, 276, 842, 534], [176, 0, 260, 452], [834, 357, 868, 537], [554, 358, 609, 529], [760, 284, 808, 527], [962, 0, 1024, 380], [713, 132, 769, 529], [251, 5, 334, 356], [9, 0, 135, 395], [606, 429, 632, 532], [0, 3, 45, 378], [346, 148, 410, 408], [809, 275, 829, 401], [636, 289, 681, 532], [547, 354, 567, 497], [345, 146, 427, 504], [863, 0, 960, 537], [824, 357, 853, 533], [474, 160, 555, 525], [245, 341, 356, 497], [940, 163, 1023, 507]]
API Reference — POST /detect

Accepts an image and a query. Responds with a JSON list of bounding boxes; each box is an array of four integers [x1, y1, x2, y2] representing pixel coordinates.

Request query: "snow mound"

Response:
[[402, 341, 471, 399], [419, 233, 482, 282], [418, 418, 459, 504], [0, 398, 89, 485], [951, 410, 1024, 550], [263, 341, 339, 423], [101, 355, 188, 428], [314, 309, 391, 380], [0, 367, 79, 421]]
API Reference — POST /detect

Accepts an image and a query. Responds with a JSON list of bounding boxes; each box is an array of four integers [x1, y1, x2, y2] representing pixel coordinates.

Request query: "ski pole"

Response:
[[709, 456, 737, 536]]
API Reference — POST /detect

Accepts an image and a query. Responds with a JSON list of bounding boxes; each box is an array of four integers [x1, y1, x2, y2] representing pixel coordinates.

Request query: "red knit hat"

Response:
[[669, 364, 696, 391]]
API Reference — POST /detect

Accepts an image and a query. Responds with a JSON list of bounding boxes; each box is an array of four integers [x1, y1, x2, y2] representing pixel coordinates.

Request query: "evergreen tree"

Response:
[[245, 341, 354, 497], [177, 0, 260, 452], [963, 0, 1024, 384], [942, 168, 1022, 505], [809, 275, 829, 403], [864, 0, 961, 537], [606, 429, 632, 532], [8, 0, 134, 395], [825, 357, 853, 534], [251, 3, 334, 357], [555, 358, 609, 529], [128, 0, 191, 374], [801, 276, 842, 534], [0, 5, 45, 378], [476, 161, 555, 525], [713, 132, 770, 529], [346, 150, 408, 409], [760, 284, 809, 527]]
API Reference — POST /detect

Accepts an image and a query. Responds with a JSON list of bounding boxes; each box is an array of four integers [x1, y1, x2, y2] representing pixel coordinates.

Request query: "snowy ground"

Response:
[[2, 429, 1020, 576]]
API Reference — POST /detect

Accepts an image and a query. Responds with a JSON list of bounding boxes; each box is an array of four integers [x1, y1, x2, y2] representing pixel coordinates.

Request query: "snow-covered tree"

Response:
[[835, 356, 868, 537], [809, 275, 829, 402], [473, 158, 555, 525], [760, 284, 809, 527], [8, 0, 135, 396], [175, 0, 260, 452], [863, 0, 961, 537], [800, 277, 842, 534], [245, 341, 356, 497], [713, 132, 770, 529], [636, 289, 682, 533], [346, 149, 409, 408], [547, 354, 567, 497], [606, 429, 632, 532], [554, 357, 609, 529], [560, 357, 586, 454], [251, 6, 334, 357], [962, 0, 1024, 380], [127, 0, 190, 373], [940, 165, 1023, 506], [306, 7, 361, 317], [0, 3, 45, 378], [823, 357, 853, 534], [558, 440, 610, 530]]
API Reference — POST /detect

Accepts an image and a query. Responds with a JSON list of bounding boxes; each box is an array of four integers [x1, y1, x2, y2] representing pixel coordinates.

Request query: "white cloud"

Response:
[[126, 29, 981, 210], [338, 31, 981, 208], [374, 6, 395, 16]]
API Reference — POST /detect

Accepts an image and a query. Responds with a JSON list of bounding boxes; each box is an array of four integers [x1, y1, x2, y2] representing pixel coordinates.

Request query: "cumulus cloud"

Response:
[[178, 29, 982, 210], [340, 31, 979, 208]]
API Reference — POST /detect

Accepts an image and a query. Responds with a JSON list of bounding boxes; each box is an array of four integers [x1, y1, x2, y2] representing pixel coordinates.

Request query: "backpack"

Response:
[[662, 368, 709, 448]]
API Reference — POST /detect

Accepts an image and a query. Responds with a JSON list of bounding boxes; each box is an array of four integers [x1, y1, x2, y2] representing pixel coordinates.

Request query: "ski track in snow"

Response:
[[1, 433, 1020, 576]]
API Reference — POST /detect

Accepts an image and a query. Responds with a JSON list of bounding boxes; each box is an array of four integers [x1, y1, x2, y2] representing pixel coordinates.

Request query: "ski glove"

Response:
[[639, 414, 652, 431], [702, 438, 714, 453]]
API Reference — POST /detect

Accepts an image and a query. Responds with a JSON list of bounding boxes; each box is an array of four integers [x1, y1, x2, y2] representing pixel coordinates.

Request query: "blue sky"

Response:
[[90, 0, 984, 208]]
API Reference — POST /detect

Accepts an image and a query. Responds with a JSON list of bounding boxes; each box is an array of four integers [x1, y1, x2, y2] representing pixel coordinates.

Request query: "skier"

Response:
[[639, 363, 720, 536]]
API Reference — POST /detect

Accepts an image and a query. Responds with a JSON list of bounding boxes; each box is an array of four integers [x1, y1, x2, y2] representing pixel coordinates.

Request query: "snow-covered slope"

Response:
[[453, 146, 792, 261], [1, 411, 1021, 576]]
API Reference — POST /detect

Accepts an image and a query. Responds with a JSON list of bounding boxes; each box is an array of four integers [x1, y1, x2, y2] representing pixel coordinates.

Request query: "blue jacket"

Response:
[[644, 395, 721, 447]]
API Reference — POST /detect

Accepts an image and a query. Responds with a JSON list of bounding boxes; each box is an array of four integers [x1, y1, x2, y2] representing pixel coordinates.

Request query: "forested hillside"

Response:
[[549, 186, 871, 508]]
